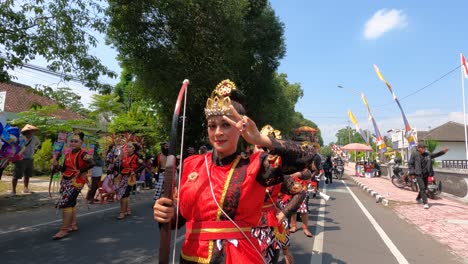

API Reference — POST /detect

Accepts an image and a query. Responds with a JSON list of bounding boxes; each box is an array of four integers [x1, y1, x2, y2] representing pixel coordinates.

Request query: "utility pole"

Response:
[[347, 120, 351, 144]]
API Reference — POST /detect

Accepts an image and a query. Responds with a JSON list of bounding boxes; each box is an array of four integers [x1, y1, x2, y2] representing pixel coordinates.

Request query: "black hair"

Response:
[[230, 88, 246, 115], [129, 142, 141, 153], [73, 132, 85, 141]]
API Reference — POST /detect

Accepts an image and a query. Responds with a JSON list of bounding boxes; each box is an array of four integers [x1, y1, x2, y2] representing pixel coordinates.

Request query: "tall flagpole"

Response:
[[462, 53, 468, 160]]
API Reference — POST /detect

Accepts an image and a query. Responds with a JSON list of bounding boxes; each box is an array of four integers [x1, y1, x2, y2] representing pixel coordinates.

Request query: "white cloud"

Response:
[[364, 9, 408, 40], [320, 109, 466, 145]]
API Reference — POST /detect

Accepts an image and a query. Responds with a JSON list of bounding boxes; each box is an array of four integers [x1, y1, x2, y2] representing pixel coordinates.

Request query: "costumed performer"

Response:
[[52, 132, 95, 240], [115, 142, 145, 219], [154, 79, 312, 264], [252, 125, 310, 264]]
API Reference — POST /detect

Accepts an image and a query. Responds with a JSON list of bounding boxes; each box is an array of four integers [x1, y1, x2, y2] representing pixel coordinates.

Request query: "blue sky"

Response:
[[9, 1, 468, 144], [270, 0, 468, 144]]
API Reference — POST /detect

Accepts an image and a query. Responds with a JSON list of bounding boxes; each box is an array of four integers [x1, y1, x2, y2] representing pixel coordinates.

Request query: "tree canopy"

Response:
[[0, 0, 116, 90], [106, 0, 300, 146]]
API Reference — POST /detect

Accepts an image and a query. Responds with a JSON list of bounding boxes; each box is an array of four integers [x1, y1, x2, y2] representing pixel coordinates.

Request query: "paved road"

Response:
[[287, 178, 463, 264], [0, 192, 159, 264], [0, 178, 464, 263]]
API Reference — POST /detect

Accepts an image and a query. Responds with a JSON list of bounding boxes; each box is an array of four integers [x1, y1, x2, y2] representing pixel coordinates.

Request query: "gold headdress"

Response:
[[260, 125, 282, 139], [205, 79, 237, 118]]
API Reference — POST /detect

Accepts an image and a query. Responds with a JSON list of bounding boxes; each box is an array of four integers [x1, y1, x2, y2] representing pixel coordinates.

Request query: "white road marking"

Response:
[[0, 206, 119, 235], [343, 180, 410, 264], [310, 183, 327, 264]]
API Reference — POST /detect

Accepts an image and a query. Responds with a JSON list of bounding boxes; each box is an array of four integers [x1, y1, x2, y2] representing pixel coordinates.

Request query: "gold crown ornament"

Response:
[[205, 79, 237, 118], [260, 125, 282, 139]]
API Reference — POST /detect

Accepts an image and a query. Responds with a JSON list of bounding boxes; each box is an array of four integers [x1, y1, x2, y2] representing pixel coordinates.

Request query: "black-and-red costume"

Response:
[[116, 153, 144, 200], [175, 140, 308, 264], [253, 154, 307, 263], [57, 149, 94, 208]]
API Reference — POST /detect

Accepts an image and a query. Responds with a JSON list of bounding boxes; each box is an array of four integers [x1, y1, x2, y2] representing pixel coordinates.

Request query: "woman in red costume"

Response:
[[154, 80, 312, 264], [116, 142, 145, 220], [52, 132, 95, 240], [253, 125, 309, 264]]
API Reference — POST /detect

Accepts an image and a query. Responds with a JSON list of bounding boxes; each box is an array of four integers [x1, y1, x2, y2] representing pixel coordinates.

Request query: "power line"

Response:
[[372, 65, 461, 108]]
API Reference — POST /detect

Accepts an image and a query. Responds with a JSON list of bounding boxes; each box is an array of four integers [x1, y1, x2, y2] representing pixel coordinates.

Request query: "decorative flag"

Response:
[[462, 53, 468, 78], [359, 93, 387, 153], [373, 64, 416, 147], [331, 144, 344, 156], [347, 110, 369, 144]]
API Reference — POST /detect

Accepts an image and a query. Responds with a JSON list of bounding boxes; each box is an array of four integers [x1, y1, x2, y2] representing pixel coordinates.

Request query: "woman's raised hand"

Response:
[[223, 105, 267, 147], [153, 197, 175, 223]]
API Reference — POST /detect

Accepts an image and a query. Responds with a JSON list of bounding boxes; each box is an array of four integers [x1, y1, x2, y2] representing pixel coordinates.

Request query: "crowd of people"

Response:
[[2, 78, 450, 263]]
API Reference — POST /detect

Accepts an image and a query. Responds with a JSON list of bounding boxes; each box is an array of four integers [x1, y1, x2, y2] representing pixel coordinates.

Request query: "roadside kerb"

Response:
[[349, 176, 390, 206]]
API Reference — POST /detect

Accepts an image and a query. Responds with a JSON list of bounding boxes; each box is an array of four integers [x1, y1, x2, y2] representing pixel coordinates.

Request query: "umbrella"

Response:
[[341, 143, 372, 152], [294, 126, 318, 133]]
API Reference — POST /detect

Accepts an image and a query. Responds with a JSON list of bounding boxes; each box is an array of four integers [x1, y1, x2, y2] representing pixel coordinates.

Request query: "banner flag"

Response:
[[347, 110, 369, 144], [358, 93, 387, 153], [462, 53, 468, 78], [373, 64, 416, 147]]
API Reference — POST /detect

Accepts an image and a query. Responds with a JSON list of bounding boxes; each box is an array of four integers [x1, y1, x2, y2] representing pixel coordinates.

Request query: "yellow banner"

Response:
[[347, 110, 358, 125]]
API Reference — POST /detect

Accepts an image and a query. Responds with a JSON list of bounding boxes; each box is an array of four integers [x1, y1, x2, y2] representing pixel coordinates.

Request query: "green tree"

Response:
[[88, 94, 124, 123], [10, 105, 96, 141], [109, 100, 162, 147], [33, 86, 88, 115], [33, 138, 52, 174], [335, 127, 373, 146], [106, 0, 286, 146], [0, 0, 116, 90], [321, 145, 333, 157]]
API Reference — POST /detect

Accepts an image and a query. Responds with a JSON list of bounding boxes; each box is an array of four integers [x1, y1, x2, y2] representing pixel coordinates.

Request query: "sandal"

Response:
[[52, 228, 69, 240], [117, 212, 126, 220], [289, 224, 297, 233], [125, 209, 132, 216], [68, 223, 79, 232], [302, 225, 313, 237]]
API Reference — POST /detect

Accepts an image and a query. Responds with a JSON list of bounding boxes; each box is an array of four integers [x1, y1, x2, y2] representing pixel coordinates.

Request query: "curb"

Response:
[[349, 176, 390, 206]]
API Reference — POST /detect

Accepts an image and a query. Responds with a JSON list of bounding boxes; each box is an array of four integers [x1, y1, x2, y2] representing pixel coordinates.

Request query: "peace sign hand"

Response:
[[223, 105, 265, 147]]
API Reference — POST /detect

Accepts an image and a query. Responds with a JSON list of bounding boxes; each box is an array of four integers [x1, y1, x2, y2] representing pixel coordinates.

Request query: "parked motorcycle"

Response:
[[391, 161, 418, 192], [425, 175, 442, 199]]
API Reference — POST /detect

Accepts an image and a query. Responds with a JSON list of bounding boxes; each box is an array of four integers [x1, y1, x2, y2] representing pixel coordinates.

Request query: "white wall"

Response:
[[434, 142, 466, 161]]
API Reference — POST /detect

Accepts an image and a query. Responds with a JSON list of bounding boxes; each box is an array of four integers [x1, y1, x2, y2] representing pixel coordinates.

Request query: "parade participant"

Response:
[[157, 142, 169, 174], [116, 142, 145, 219], [11, 124, 40, 195], [154, 79, 310, 264], [323, 156, 333, 184], [153, 142, 169, 201], [86, 152, 103, 204], [199, 145, 208, 154], [408, 142, 448, 209], [253, 125, 308, 264], [52, 132, 95, 240], [289, 144, 320, 237]]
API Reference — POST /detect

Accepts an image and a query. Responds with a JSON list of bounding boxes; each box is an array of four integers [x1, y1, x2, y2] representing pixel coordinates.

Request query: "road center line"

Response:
[[343, 180, 410, 264], [310, 183, 327, 264]]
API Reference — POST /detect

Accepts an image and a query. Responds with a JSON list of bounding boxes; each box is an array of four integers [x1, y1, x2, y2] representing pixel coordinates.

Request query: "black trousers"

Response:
[[325, 171, 332, 183], [416, 176, 428, 204], [86, 177, 101, 201]]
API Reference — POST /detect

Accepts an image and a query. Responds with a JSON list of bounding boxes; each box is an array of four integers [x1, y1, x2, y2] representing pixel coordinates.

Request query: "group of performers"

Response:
[[51, 132, 145, 240], [48, 78, 322, 263], [153, 79, 324, 264]]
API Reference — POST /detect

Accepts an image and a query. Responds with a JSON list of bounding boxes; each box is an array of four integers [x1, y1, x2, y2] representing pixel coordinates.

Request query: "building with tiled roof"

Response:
[[417, 121, 468, 161], [0, 82, 84, 120]]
